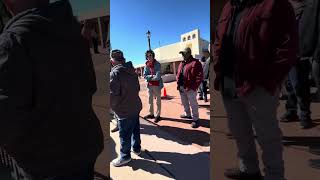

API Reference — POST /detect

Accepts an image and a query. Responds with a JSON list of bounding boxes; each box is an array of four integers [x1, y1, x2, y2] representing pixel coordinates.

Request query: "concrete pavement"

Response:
[[211, 87, 320, 180], [110, 118, 210, 180]]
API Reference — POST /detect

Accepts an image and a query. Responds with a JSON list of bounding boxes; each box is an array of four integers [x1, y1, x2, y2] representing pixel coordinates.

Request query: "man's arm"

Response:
[[110, 71, 121, 111], [260, 0, 299, 90], [149, 62, 162, 81], [0, 33, 33, 146], [193, 61, 204, 89]]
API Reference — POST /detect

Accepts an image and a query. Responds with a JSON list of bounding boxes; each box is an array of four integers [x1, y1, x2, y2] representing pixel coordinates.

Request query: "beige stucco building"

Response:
[[136, 29, 209, 77]]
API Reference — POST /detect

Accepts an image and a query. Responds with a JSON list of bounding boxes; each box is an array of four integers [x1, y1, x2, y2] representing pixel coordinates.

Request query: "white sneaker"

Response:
[[111, 157, 132, 167]]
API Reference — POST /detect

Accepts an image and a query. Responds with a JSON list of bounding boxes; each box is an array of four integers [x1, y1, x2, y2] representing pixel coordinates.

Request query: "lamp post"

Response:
[[146, 30, 151, 50]]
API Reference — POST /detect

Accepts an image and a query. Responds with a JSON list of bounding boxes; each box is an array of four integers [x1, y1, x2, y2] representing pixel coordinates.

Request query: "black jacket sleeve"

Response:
[[0, 32, 32, 147]]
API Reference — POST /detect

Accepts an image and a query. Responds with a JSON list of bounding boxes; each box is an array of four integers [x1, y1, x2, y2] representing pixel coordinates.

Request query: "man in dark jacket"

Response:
[[213, 0, 298, 179], [281, 0, 314, 129], [298, 0, 320, 100], [110, 49, 142, 167], [0, 0, 104, 179], [177, 47, 204, 128]]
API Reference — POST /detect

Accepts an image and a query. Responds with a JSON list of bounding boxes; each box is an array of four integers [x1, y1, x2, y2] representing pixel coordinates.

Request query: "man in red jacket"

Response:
[[213, 0, 298, 179], [177, 47, 203, 128]]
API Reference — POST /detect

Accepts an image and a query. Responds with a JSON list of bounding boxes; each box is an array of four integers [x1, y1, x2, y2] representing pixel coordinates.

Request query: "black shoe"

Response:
[[301, 120, 313, 129], [280, 113, 299, 122], [224, 168, 262, 180], [111, 126, 119, 133], [191, 120, 200, 128], [154, 116, 161, 123], [180, 114, 192, 119], [144, 114, 155, 119], [198, 97, 204, 100]]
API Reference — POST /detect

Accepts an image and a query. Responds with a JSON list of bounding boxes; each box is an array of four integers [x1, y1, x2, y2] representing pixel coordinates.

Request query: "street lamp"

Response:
[[146, 30, 151, 50]]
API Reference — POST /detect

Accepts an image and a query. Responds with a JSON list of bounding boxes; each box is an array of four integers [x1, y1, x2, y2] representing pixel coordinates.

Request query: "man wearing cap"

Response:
[[177, 47, 204, 128], [143, 50, 164, 123], [110, 49, 142, 167], [199, 49, 211, 102]]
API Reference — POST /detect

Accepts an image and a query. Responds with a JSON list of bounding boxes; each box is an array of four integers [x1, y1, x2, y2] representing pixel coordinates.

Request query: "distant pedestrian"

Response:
[[143, 50, 163, 123], [177, 47, 203, 128], [110, 49, 142, 167], [199, 49, 210, 102], [213, 0, 298, 179], [0, 0, 104, 179], [297, 0, 320, 101], [281, 0, 314, 129]]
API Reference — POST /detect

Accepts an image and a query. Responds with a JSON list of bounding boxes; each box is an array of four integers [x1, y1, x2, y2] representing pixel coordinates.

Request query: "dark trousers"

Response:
[[285, 60, 311, 121], [199, 80, 208, 99], [118, 115, 141, 160], [26, 162, 95, 180], [92, 38, 99, 53], [312, 59, 320, 95]]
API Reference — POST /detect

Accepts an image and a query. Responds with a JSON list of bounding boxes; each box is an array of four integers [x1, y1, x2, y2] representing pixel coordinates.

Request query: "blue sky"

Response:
[[111, 0, 210, 66]]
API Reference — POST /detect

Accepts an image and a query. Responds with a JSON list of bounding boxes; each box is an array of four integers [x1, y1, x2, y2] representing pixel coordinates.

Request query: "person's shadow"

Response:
[[128, 151, 210, 180], [140, 123, 210, 147]]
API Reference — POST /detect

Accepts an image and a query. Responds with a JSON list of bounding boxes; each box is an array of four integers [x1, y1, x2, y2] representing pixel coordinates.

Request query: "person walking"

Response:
[[143, 50, 163, 123], [177, 47, 204, 128], [281, 0, 314, 129], [199, 49, 210, 102], [213, 0, 298, 179], [0, 0, 104, 179], [110, 50, 142, 167]]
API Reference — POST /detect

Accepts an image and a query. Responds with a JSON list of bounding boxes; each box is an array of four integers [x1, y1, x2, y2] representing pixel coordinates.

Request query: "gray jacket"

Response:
[[0, 0, 103, 176], [110, 61, 142, 118]]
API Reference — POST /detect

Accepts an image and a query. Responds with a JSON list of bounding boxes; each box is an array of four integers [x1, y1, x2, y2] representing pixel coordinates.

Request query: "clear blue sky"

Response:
[[111, 0, 210, 66]]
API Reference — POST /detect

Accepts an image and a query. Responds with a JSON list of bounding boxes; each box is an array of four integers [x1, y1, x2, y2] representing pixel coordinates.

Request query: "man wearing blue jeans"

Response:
[[110, 50, 142, 167]]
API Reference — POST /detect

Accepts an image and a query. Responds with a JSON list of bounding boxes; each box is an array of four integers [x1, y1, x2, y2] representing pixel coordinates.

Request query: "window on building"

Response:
[[183, 37, 186, 42], [188, 36, 191, 40], [192, 34, 196, 39]]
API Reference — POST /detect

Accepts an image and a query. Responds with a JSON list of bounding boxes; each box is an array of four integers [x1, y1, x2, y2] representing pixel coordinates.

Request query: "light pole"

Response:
[[146, 30, 151, 50]]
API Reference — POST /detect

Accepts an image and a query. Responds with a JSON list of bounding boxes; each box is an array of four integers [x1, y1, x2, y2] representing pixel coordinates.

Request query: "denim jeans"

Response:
[[199, 80, 208, 99], [285, 60, 311, 121], [25, 161, 95, 180], [118, 115, 141, 160]]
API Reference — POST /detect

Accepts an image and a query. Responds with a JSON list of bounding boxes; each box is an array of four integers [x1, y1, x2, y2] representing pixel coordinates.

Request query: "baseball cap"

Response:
[[179, 47, 192, 55], [111, 49, 125, 61]]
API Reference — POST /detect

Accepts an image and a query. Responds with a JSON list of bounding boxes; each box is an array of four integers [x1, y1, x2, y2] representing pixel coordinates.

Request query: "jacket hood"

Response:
[[4, 0, 80, 39], [112, 61, 136, 75]]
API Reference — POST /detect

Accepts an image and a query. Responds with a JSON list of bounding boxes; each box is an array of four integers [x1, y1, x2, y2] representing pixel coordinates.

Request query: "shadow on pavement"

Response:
[[94, 171, 111, 180], [132, 151, 209, 180], [283, 136, 320, 147], [158, 117, 210, 128], [309, 159, 320, 169], [140, 123, 210, 147]]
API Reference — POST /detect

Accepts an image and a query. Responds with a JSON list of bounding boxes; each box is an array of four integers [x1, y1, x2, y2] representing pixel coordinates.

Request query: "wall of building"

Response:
[[153, 29, 208, 62]]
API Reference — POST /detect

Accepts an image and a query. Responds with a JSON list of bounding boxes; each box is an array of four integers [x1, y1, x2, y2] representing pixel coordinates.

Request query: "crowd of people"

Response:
[[109, 47, 212, 166], [212, 0, 319, 180]]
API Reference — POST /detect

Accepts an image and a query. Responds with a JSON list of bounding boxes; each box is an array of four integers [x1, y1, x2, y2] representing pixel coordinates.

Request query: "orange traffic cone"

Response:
[[163, 87, 167, 97]]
